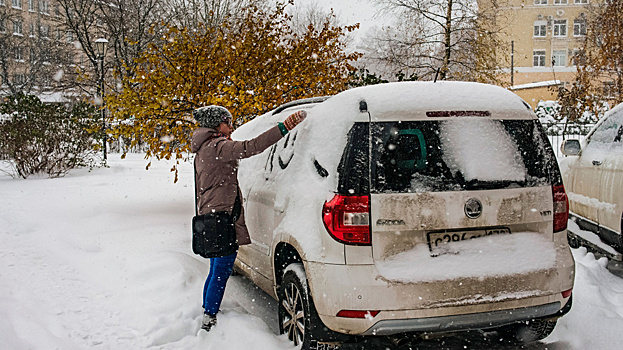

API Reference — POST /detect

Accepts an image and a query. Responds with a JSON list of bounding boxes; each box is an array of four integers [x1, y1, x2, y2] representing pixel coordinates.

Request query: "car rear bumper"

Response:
[[305, 259, 574, 335], [361, 301, 562, 335]]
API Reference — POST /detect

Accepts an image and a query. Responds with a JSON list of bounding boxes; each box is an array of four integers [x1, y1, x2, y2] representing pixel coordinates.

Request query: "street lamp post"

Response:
[[95, 38, 109, 161]]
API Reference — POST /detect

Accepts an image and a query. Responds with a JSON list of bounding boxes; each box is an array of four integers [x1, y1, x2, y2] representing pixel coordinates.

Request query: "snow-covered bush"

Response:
[[535, 100, 605, 136], [0, 93, 100, 178]]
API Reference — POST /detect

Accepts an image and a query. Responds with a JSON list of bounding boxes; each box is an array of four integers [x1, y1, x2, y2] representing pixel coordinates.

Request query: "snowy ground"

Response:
[[1, 154, 622, 349]]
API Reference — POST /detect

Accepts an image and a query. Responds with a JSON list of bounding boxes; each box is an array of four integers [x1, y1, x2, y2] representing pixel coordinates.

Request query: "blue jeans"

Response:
[[203, 252, 237, 316]]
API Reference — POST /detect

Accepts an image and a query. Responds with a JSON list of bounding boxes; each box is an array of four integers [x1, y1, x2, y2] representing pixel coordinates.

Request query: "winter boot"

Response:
[[201, 313, 217, 332]]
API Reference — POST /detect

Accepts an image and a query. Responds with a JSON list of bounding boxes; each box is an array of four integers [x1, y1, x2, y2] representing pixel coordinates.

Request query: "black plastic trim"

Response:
[[272, 96, 331, 115]]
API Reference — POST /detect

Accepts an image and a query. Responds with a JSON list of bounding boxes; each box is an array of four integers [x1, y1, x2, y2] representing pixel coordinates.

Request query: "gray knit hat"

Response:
[[193, 105, 232, 129]]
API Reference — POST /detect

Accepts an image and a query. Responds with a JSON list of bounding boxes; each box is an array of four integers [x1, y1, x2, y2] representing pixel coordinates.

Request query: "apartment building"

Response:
[[0, 0, 88, 98], [492, 0, 591, 108]]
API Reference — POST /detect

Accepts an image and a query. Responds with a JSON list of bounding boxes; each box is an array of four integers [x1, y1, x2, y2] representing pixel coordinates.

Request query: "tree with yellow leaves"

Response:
[[106, 2, 360, 180], [555, 0, 623, 122]]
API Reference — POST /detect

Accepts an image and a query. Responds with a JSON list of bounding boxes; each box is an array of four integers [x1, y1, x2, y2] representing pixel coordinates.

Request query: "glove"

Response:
[[283, 110, 307, 131]]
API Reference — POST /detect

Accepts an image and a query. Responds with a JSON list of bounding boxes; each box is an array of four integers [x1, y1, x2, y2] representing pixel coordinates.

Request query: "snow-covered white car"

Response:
[[560, 102, 623, 253], [233, 81, 575, 348]]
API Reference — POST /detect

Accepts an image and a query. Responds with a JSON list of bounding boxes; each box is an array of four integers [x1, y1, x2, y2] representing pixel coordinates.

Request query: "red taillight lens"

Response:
[[562, 288, 573, 298], [322, 194, 371, 245], [553, 184, 569, 233], [336, 310, 380, 319]]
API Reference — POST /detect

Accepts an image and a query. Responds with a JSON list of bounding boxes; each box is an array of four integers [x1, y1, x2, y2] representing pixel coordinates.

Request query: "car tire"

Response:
[[567, 232, 581, 249], [501, 318, 557, 343], [278, 263, 316, 349], [618, 215, 623, 252]]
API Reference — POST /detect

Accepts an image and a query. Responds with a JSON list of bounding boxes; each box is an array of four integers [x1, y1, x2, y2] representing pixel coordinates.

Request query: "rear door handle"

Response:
[[592, 160, 602, 166]]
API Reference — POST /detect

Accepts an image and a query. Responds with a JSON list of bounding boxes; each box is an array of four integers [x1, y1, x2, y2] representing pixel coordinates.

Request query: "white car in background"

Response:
[[560, 103, 623, 253], [233, 82, 575, 349]]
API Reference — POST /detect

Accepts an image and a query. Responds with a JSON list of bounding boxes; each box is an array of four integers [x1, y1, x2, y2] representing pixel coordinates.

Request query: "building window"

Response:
[[66, 30, 74, 43], [533, 50, 546, 67], [572, 49, 586, 66], [574, 19, 587, 36], [534, 21, 547, 37], [0, 19, 5, 33], [553, 20, 567, 37], [13, 19, 23, 35], [0, 0, 5, 6], [535, 0, 547, 4], [29, 22, 35, 36], [14, 74, 26, 84], [552, 50, 567, 66], [40, 24, 49, 38], [14, 47, 24, 60], [554, 0, 568, 4], [603, 82, 616, 98], [39, 0, 48, 14], [12, 0, 21, 9], [574, 0, 588, 3], [28, 0, 34, 11]]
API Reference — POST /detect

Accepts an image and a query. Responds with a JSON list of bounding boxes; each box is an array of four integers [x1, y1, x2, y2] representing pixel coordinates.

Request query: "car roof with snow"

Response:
[[237, 81, 534, 139], [234, 82, 537, 188]]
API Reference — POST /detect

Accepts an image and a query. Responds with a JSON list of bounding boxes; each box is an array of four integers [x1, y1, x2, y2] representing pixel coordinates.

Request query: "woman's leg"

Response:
[[203, 252, 237, 315], [202, 257, 216, 311]]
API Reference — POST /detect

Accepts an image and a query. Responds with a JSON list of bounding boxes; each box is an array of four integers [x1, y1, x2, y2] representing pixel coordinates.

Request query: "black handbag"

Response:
[[192, 161, 240, 258]]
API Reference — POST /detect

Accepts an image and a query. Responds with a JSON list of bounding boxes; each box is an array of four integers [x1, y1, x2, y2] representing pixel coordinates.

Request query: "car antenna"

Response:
[[434, 68, 441, 83]]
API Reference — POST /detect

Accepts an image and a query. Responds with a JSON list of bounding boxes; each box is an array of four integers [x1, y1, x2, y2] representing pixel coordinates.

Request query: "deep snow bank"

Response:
[[1, 154, 622, 349]]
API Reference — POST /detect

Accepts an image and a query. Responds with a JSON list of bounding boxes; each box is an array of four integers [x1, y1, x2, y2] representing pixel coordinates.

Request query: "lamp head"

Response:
[[95, 38, 108, 58]]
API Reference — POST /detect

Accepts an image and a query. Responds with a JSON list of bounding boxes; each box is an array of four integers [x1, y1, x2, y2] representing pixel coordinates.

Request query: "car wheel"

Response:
[[501, 318, 557, 343], [619, 215, 623, 252], [279, 263, 314, 349], [567, 232, 581, 249]]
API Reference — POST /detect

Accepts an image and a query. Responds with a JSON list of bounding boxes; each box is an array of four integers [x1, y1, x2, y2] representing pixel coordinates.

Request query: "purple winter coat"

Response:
[[191, 126, 283, 245]]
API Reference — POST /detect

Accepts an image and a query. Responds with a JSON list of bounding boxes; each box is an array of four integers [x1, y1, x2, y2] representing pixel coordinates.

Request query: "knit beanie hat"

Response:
[[193, 105, 232, 129]]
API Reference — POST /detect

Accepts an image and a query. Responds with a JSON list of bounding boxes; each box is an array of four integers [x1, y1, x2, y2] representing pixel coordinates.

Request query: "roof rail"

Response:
[[272, 96, 332, 115]]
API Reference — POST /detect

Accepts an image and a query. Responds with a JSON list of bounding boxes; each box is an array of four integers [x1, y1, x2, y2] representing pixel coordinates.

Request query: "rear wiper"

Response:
[[463, 180, 526, 190]]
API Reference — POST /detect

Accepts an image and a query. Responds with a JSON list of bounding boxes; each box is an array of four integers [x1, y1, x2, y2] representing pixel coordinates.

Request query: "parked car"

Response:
[[560, 102, 623, 253], [233, 82, 575, 349]]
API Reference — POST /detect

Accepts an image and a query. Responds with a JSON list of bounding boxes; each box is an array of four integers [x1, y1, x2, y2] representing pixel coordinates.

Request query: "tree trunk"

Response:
[[441, 0, 453, 80]]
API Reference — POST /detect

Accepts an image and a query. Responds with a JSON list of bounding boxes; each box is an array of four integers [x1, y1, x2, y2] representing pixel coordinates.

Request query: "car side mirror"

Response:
[[561, 139, 581, 156]]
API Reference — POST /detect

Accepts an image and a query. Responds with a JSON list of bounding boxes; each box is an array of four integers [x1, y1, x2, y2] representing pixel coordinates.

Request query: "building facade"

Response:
[[493, 0, 591, 108], [0, 0, 89, 98]]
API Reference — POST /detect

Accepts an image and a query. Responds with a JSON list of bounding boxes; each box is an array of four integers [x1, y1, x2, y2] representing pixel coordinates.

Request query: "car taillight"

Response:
[[562, 288, 572, 298], [322, 194, 371, 245], [553, 184, 569, 233], [336, 310, 380, 319]]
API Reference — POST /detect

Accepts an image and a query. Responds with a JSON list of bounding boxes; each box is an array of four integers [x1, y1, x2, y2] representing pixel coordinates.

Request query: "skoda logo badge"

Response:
[[464, 198, 483, 219]]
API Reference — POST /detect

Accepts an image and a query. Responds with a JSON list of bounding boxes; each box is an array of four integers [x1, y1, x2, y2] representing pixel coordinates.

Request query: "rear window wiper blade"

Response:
[[463, 179, 526, 190]]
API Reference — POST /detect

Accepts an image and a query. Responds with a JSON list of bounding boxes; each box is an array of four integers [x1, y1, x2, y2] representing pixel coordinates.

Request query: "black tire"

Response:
[[567, 232, 581, 249], [501, 318, 557, 344], [280, 263, 345, 349], [618, 215, 623, 253], [279, 263, 314, 348]]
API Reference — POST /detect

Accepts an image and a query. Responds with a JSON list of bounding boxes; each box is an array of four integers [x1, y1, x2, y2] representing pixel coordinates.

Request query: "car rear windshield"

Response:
[[337, 119, 561, 194]]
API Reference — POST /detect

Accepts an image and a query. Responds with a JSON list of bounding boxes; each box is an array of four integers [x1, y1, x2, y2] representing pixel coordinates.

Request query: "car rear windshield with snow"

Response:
[[338, 119, 560, 194]]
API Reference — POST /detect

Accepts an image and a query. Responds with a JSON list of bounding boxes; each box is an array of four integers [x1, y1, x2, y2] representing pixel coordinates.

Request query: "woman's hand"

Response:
[[283, 110, 307, 131]]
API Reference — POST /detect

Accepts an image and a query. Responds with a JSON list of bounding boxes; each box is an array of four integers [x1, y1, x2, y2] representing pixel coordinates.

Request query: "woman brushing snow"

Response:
[[191, 105, 306, 332]]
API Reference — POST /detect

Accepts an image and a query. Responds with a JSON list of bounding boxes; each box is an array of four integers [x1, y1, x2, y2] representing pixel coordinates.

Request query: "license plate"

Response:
[[427, 228, 511, 256]]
